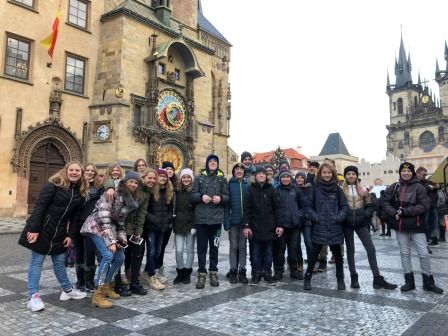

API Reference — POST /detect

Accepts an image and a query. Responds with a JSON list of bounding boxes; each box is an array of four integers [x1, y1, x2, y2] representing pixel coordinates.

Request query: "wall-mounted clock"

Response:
[[156, 90, 186, 132], [94, 121, 112, 142]]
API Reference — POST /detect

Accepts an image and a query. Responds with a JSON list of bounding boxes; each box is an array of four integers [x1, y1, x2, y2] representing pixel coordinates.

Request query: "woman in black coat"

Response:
[[18, 161, 89, 312], [303, 162, 349, 291]]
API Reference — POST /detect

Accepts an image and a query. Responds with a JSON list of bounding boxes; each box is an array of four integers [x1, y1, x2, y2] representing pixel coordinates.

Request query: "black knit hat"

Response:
[[343, 165, 358, 177], [162, 161, 175, 170], [399, 162, 416, 176], [240, 151, 252, 162], [255, 166, 267, 175]]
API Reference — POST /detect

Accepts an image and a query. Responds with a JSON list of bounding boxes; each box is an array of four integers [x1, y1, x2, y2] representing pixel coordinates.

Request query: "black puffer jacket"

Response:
[[243, 182, 277, 241], [191, 169, 229, 225], [145, 188, 173, 232], [306, 181, 349, 245], [381, 176, 430, 233], [74, 182, 104, 238], [19, 182, 84, 255], [274, 183, 301, 229], [173, 188, 195, 234]]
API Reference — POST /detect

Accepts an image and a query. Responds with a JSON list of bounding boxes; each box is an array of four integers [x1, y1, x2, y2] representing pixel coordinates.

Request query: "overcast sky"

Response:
[[200, 0, 448, 163]]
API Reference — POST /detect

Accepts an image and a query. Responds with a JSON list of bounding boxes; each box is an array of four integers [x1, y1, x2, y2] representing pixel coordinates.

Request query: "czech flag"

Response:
[[41, 0, 62, 60]]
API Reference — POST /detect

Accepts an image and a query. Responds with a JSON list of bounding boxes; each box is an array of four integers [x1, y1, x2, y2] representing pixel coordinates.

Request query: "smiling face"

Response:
[[280, 175, 291, 186], [126, 179, 139, 192], [181, 174, 192, 187], [158, 174, 168, 186], [400, 168, 413, 181], [67, 163, 83, 183], [208, 158, 218, 172], [165, 167, 175, 178], [242, 157, 252, 167], [345, 171, 358, 184], [255, 172, 266, 184], [234, 167, 245, 180], [111, 167, 121, 179], [143, 172, 157, 188], [320, 166, 334, 182], [135, 160, 147, 173], [309, 165, 317, 174], [265, 167, 274, 178], [84, 164, 96, 181], [296, 175, 305, 186]]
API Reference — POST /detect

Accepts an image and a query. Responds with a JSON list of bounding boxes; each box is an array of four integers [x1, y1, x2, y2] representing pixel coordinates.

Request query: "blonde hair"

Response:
[[49, 161, 89, 197], [84, 162, 102, 189], [315, 162, 338, 183], [103, 163, 123, 181], [153, 177, 174, 204]]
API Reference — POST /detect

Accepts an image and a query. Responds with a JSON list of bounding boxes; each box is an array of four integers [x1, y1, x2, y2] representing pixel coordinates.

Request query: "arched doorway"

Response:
[[27, 143, 65, 213]]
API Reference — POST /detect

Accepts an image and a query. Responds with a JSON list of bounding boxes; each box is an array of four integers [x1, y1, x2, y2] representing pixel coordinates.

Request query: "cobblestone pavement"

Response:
[[0, 227, 447, 336]]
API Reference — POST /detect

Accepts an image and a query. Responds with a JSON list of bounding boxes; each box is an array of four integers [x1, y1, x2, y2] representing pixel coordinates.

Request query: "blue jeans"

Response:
[[251, 239, 273, 274], [28, 251, 72, 298], [297, 226, 313, 262], [90, 235, 125, 287], [175, 232, 196, 269], [144, 230, 164, 276]]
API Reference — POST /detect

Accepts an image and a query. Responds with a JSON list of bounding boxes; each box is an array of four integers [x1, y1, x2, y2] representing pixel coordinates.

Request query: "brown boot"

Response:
[[92, 288, 113, 309], [102, 283, 120, 299]]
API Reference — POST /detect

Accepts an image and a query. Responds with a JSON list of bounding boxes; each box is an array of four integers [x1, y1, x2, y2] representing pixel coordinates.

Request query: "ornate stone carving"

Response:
[[49, 77, 63, 118], [15, 107, 22, 140], [11, 117, 83, 176]]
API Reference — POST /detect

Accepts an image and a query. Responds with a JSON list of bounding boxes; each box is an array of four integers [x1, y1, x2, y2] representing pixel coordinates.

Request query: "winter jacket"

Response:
[[173, 188, 195, 234], [93, 183, 138, 246], [298, 184, 313, 226], [145, 188, 173, 232], [306, 181, 349, 245], [381, 176, 430, 233], [306, 173, 316, 186], [243, 182, 277, 241], [420, 179, 440, 208], [224, 177, 249, 230], [19, 182, 84, 255], [191, 169, 229, 225], [124, 185, 149, 237], [342, 183, 375, 228], [74, 182, 104, 238], [274, 183, 302, 229]]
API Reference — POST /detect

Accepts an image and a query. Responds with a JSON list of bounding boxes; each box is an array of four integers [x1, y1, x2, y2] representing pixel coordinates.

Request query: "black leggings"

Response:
[[306, 243, 343, 277], [124, 235, 144, 285]]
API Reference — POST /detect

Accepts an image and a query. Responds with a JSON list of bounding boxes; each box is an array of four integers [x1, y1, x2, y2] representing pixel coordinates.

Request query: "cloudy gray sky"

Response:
[[201, 0, 448, 162]]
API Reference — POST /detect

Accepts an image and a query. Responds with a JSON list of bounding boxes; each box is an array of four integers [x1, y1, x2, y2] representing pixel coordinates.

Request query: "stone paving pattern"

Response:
[[0, 218, 447, 335]]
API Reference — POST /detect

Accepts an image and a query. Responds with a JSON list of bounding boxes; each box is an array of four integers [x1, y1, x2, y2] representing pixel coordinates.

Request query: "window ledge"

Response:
[[65, 22, 91, 34], [7, 0, 39, 13], [63, 89, 89, 99], [0, 74, 33, 85]]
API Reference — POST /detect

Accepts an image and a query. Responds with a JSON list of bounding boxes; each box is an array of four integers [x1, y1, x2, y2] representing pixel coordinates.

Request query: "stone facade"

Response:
[[0, 0, 232, 216], [357, 154, 403, 186]]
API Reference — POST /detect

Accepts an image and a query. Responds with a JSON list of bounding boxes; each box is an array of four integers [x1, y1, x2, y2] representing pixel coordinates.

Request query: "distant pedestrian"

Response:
[[19, 161, 88, 312]]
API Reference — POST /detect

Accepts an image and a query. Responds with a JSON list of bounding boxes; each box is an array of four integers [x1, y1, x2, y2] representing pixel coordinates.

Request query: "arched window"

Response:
[[419, 131, 436, 153], [398, 141, 404, 149], [397, 98, 403, 115]]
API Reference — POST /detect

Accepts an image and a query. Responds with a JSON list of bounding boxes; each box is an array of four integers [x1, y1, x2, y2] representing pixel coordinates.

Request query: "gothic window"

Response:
[[397, 98, 403, 115], [5, 34, 30, 79], [419, 131, 436, 153], [398, 141, 404, 149], [133, 104, 142, 127], [414, 96, 418, 108]]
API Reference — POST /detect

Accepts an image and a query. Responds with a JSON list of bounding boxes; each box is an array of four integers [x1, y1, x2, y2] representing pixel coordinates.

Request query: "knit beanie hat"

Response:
[[309, 161, 320, 169], [123, 171, 141, 183], [157, 168, 168, 178], [179, 168, 194, 180], [278, 160, 290, 171], [343, 165, 359, 177], [240, 151, 252, 162], [162, 161, 175, 170], [295, 171, 307, 180], [399, 162, 416, 176], [279, 170, 293, 180], [255, 166, 267, 175], [232, 163, 245, 176], [264, 163, 275, 173]]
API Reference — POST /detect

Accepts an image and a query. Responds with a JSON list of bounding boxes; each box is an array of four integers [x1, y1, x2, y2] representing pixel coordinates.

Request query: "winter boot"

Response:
[[336, 274, 346, 290], [297, 260, 304, 273], [196, 272, 207, 289], [156, 267, 168, 284], [238, 269, 249, 284], [350, 273, 360, 289], [148, 276, 165, 290], [373, 275, 397, 290], [210, 271, 220, 287], [115, 283, 131, 297], [273, 271, 283, 280], [264, 273, 275, 284], [400, 272, 416, 292], [92, 287, 113, 309], [75, 264, 86, 291], [183, 268, 192, 284], [102, 283, 120, 299], [251, 272, 262, 285], [173, 268, 184, 284], [290, 264, 303, 280], [130, 283, 148, 295], [84, 266, 95, 292], [422, 274, 444, 294], [229, 269, 238, 284], [303, 273, 312, 290]]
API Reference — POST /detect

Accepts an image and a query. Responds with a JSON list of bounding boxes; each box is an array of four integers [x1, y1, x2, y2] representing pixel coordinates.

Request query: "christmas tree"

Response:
[[270, 146, 287, 171]]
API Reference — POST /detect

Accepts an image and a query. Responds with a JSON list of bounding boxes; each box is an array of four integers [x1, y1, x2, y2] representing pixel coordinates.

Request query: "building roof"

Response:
[[197, 0, 231, 45], [253, 148, 309, 168], [319, 133, 351, 156]]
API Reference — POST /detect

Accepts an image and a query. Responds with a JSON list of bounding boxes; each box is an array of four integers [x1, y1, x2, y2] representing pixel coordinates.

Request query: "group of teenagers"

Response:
[[19, 150, 444, 312]]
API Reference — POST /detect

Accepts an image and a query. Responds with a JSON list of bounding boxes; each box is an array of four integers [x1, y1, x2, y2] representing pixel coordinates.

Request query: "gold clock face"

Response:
[[156, 90, 186, 132], [422, 95, 430, 104], [159, 144, 184, 173]]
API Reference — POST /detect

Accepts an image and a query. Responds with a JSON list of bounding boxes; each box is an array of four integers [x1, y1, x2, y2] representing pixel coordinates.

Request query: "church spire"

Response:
[[394, 35, 413, 89]]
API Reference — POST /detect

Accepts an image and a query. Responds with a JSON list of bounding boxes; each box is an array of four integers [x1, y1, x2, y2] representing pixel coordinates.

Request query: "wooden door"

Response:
[[28, 143, 65, 213]]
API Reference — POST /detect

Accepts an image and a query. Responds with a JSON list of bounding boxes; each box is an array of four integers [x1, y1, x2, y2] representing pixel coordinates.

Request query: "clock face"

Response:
[[157, 90, 186, 132], [96, 124, 110, 141], [422, 95, 430, 104]]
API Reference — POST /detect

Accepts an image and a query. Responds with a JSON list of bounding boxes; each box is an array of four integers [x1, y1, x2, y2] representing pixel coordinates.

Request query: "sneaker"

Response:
[[60, 288, 87, 301], [27, 293, 45, 312], [429, 238, 439, 247]]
